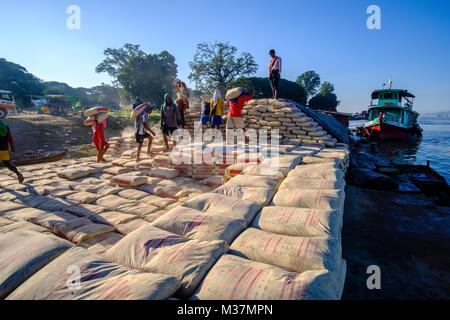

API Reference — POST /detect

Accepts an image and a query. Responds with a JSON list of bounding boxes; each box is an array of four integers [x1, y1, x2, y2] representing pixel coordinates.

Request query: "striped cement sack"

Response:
[[0, 230, 73, 299], [7, 246, 180, 300], [151, 206, 247, 244], [287, 167, 345, 181], [252, 206, 342, 238], [111, 174, 148, 187], [279, 177, 346, 191], [181, 193, 262, 223], [226, 175, 283, 189], [104, 225, 228, 299], [230, 228, 342, 273], [191, 254, 341, 300], [214, 185, 277, 206], [149, 168, 179, 179], [272, 189, 345, 211]]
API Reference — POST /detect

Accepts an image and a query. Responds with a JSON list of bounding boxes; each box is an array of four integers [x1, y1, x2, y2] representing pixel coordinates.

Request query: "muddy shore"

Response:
[[342, 141, 450, 299]]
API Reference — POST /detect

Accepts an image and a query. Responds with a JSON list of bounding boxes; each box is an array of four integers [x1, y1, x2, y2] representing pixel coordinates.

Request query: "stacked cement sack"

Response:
[[190, 143, 349, 300], [0, 115, 349, 300], [182, 99, 338, 147]]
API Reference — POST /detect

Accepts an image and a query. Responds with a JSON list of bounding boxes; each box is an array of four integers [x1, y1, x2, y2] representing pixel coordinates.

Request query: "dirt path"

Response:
[[2, 113, 125, 160]]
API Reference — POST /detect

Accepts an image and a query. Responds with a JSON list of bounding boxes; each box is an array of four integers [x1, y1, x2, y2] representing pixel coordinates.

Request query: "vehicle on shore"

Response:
[[363, 89, 422, 141], [0, 90, 16, 118]]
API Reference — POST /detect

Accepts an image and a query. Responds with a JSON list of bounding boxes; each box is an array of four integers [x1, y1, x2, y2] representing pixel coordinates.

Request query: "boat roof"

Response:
[[372, 89, 415, 99]]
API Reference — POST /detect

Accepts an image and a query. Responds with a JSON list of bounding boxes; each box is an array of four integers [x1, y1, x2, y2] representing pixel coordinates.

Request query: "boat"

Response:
[[363, 89, 422, 141], [10, 149, 67, 166]]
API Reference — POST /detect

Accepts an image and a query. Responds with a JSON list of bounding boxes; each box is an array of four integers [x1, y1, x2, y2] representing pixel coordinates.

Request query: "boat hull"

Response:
[[364, 123, 421, 141]]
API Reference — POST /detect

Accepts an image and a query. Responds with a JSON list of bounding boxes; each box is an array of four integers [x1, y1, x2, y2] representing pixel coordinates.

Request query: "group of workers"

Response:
[[1, 49, 282, 182]]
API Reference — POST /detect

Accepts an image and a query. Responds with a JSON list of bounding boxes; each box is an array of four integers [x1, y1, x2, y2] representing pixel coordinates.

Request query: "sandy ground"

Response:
[[342, 173, 450, 299], [2, 113, 126, 160]]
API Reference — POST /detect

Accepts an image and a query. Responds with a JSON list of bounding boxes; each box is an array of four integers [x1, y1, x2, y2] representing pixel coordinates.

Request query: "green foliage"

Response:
[[189, 42, 258, 93], [97, 44, 178, 105], [296, 71, 321, 101], [0, 58, 44, 106], [318, 81, 335, 96], [308, 81, 340, 111], [227, 77, 307, 105]]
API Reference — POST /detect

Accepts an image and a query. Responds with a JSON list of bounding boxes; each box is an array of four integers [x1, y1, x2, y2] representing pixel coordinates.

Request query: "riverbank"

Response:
[[341, 140, 450, 299]]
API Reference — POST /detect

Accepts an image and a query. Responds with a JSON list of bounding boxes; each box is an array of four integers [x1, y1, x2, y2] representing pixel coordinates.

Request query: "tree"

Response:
[[318, 81, 335, 96], [189, 42, 258, 93], [117, 51, 177, 104], [96, 44, 178, 105], [95, 43, 144, 79], [227, 77, 307, 105], [0, 58, 44, 106], [296, 71, 321, 101], [308, 81, 340, 111]]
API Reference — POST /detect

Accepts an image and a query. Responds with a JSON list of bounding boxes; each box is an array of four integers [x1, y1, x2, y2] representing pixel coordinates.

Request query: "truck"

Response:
[[0, 90, 16, 118]]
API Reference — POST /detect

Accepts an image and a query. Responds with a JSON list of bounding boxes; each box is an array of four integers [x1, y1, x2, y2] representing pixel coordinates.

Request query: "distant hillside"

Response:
[[423, 110, 450, 118]]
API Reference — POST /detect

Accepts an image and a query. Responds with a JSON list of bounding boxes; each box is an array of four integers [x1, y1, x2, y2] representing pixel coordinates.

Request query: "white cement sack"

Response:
[[117, 189, 149, 200], [112, 174, 148, 187], [150, 168, 179, 179], [230, 228, 342, 273], [287, 167, 345, 181], [226, 175, 282, 189], [65, 223, 116, 244], [272, 189, 345, 211], [141, 195, 177, 208], [0, 201, 25, 214], [104, 225, 228, 299], [66, 192, 100, 204], [191, 254, 340, 300], [252, 206, 342, 239], [151, 206, 246, 243], [302, 156, 347, 170], [0, 221, 53, 235], [0, 230, 73, 299], [57, 169, 90, 180], [89, 211, 138, 226], [80, 232, 124, 255], [115, 218, 151, 235], [7, 246, 180, 300], [279, 177, 346, 191], [36, 198, 75, 211], [214, 185, 277, 206], [242, 164, 290, 178], [182, 193, 262, 223], [1, 207, 48, 222], [63, 203, 106, 218]]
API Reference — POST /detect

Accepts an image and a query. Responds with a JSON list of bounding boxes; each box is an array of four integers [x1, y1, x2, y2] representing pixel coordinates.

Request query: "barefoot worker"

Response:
[[268, 49, 282, 100], [175, 93, 189, 129], [0, 120, 24, 183], [135, 105, 156, 162], [160, 93, 181, 150], [210, 89, 225, 137], [92, 118, 110, 163]]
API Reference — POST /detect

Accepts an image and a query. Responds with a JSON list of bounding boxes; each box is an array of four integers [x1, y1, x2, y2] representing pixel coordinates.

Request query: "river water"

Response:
[[350, 117, 450, 183]]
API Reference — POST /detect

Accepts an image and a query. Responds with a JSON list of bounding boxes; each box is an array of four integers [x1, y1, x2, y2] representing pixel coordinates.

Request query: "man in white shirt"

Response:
[[268, 49, 282, 100], [134, 106, 156, 161]]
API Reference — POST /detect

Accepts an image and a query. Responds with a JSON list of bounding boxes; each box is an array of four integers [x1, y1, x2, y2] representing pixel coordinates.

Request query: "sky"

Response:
[[1, 0, 450, 113]]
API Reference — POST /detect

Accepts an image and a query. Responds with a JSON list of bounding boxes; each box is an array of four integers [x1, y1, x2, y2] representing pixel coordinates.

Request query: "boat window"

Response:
[[0, 92, 13, 101], [383, 92, 394, 99]]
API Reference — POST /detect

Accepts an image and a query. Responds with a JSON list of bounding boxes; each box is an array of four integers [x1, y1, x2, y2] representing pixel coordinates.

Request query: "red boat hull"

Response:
[[364, 123, 420, 141]]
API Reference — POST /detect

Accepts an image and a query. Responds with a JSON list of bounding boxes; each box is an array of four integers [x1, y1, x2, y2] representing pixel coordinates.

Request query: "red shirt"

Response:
[[227, 94, 252, 117], [92, 122, 106, 145]]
